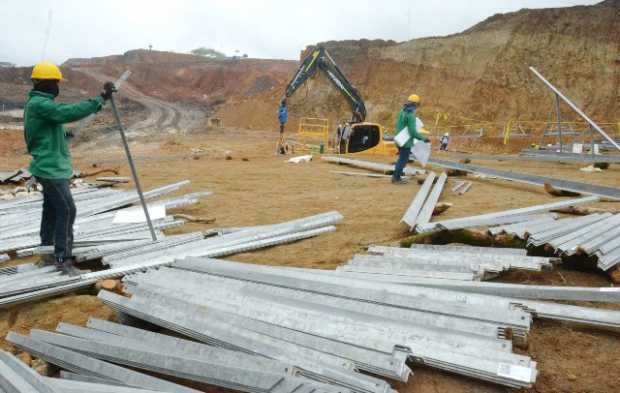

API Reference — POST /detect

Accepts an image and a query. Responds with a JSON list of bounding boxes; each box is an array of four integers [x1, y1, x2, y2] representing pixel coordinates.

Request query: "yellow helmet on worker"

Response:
[[407, 94, 420, 104], [31, 61, 63, 81]]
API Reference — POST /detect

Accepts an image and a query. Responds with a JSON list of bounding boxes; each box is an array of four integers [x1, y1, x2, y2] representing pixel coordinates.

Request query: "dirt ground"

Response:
[[1, 127, 620, 393]]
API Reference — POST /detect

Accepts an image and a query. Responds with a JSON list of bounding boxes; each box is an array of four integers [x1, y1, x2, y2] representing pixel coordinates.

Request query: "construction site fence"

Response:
[[430, 120, 620, 145], [297, 117, 330, 145]]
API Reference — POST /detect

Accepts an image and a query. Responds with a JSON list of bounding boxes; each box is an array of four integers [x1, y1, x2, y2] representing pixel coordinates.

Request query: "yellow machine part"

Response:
[[345, 122, 398, 157]]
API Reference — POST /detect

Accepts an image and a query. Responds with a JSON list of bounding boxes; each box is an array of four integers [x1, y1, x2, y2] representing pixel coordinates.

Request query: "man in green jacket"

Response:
[[24, 61, 114, 275], [392, 94, 429, 184]]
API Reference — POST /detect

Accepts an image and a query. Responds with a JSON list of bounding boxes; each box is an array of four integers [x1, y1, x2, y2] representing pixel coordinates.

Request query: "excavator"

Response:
[[278, 46, 397, 156]]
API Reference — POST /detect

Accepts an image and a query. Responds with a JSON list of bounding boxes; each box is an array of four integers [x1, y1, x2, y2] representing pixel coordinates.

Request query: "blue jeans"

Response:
[[392, 147, 411, 181], [37, 177, 76, 259]]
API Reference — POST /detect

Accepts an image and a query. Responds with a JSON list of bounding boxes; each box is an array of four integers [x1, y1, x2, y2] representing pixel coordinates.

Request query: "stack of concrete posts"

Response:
[[0, 181, 196, 256], [9, 325, 354, 393], [11, 256, 620, 391], [0, 350, 171, 393], [0, 212, 342, 309], [491, 213, 620, 271], [334, 245, 555, 282], [95, 258, 541, 389]]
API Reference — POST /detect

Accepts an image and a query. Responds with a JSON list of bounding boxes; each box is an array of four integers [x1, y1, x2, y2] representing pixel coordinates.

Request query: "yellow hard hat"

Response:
[[408, 94, 420, 103], [31, 61, 63, 80]]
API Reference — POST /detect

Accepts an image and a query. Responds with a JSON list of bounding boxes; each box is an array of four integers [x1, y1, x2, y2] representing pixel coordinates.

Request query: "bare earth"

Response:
[[1, 128, 619, 393]]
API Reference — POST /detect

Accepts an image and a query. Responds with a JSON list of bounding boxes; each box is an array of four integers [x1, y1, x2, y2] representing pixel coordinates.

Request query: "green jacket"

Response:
[[24, 91, 104, 179], [395, 107, 424, 149]]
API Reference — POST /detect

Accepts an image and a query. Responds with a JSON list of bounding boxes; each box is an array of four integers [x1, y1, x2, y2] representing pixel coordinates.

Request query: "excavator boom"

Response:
[[284, 46, 366, 122]]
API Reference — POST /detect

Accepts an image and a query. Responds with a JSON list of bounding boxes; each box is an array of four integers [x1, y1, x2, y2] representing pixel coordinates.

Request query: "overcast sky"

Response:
[[0, 0, 601, 66]]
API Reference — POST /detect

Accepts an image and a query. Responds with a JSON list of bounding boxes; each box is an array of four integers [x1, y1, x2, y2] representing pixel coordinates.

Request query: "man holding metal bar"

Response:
[[24, 61, 115, 275]]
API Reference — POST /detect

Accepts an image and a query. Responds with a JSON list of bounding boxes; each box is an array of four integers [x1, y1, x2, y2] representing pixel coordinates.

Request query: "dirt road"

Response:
[[73, 67, 206, 135]]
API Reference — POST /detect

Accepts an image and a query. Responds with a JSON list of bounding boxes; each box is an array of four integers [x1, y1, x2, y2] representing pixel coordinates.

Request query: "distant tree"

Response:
[[191, 47, 226, 59], [242, 54, 248, 58]]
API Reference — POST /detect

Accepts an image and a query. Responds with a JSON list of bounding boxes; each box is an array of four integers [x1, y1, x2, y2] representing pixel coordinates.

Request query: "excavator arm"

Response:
[[284, 46, 366, 123]]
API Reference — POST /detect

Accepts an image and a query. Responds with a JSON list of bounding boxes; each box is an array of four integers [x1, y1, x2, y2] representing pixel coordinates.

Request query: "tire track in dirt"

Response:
[[73, 67, 206, 135]]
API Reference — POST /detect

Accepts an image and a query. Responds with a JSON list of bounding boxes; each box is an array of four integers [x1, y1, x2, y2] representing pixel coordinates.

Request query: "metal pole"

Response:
[[591, 124, 595, 156], [554, 93, 562, 152], [109, 95, 157, 241], [530, 66, 620, 152], [73, 70, 131, 141]]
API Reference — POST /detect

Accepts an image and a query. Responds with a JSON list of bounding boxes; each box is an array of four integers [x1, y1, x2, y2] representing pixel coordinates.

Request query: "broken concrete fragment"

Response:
[[551, 206, 619, 216], [96, 279, 123, 293], [544, 183, 581, 197], [432, 202, 453, 216], [16, 351, 32, 366], [31, 358, 51, 376], [610, 266, 620, 284]]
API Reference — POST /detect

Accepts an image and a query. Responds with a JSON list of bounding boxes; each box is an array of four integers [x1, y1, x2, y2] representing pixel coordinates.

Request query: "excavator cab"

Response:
[[339, 122, 397, 156]]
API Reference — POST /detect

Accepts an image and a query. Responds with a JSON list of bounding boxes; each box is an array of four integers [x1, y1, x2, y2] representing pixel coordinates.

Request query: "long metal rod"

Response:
[[554, 93, 563, 152], [530, 67, 620, 151], [73, 70, 131, 140], [590, 124, 595, 156], [109, 95, 157, 241]]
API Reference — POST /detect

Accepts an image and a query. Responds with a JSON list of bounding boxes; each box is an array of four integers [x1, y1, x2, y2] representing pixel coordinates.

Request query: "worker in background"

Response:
[[278, 99, 288, 134], [276, 99, 288, 154], [340, 123, 352, 153], [335, 123, 344, 148], [440, 132, 450, 151], [392, 94, 429, 185], [24, 61, 114, 275]]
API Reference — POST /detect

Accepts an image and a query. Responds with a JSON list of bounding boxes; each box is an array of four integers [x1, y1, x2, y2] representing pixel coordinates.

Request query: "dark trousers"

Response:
[[392, 147, 411, 181], [37, 177, 76, 259]]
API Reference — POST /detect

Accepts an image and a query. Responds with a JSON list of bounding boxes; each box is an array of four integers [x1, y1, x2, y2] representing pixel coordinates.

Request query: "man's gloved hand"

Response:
[[100, 82, 117, 101], [423, 137, 430, 143]]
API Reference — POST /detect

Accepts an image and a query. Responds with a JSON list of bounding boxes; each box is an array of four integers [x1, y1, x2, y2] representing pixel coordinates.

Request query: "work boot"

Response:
[[37, 254, 56, 267], [55, 257, 84, 277], [391, 178, 409, 185]]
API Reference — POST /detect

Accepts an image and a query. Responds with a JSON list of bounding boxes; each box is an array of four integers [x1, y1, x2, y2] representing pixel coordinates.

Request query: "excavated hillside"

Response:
[[216, 0, 620, 132], [64, 50, 297, 108], [0, 1, 617, 135]]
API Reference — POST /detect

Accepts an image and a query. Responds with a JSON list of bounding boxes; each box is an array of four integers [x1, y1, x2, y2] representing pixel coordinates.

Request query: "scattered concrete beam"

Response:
[[459, 182, 473, 195], [401, 172, 436, 230], [429, 158, 620, 200], [416, 173, 447, 225], [416, 196, 599, 233], [321, 156, 424, 176]]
